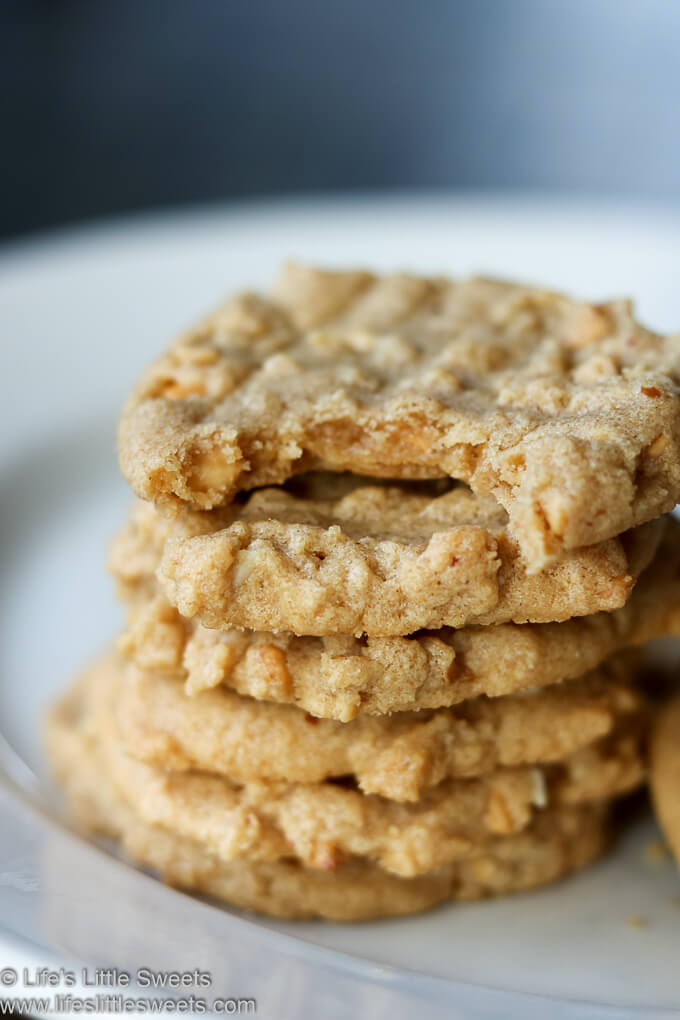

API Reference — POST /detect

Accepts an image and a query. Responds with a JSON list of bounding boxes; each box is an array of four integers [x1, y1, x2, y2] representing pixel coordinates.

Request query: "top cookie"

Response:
[[118, 265, 680, 568]]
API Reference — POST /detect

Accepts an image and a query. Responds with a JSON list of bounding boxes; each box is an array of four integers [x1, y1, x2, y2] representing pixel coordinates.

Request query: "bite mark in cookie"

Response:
[[118, 266, 680, 569]]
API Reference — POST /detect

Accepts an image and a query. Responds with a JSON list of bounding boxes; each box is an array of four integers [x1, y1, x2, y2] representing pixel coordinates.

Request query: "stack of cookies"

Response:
[[47, 266, 680, 920]]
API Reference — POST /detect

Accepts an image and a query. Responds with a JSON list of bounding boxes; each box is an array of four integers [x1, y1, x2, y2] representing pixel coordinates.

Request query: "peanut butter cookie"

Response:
[[118, 266, 680, 569], [118, 654, 643, 802], [112, 516, 680, 720], [46, 655, 643, 879], [46, 684, 611, 919], [113, 482, 664, 637]]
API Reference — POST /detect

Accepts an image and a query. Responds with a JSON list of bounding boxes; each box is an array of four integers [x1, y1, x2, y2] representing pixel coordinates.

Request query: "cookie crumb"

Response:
[[531, 768, 548, 809]]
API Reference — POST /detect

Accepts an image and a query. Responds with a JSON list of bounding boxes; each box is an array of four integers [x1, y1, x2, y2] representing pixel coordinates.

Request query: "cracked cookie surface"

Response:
[[118, 653, 643, 802], [118, 265, 680, 569], [115, 481, 664, 637], [112, 514, 679, 719], [46, 692, 611, 919], [46, 654, 643, 879]]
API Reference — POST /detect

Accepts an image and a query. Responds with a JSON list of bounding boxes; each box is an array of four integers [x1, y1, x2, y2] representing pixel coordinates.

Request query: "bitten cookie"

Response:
[[119, 266, 680, 570]]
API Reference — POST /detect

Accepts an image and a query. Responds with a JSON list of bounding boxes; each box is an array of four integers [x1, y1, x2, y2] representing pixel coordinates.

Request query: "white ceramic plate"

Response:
[[2, 195, 680, 1020]]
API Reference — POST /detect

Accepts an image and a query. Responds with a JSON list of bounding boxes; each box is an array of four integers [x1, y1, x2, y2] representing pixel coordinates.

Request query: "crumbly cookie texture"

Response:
[[163, 481, 663, 635], [118, 265, 680, 570], [650, 694, 680, 867], [114, 484, 663, 637], [47, 655, 642, 879], [45, 696, 611, 920], [113, 517, 680, 720], [118, 654, 643, 802]]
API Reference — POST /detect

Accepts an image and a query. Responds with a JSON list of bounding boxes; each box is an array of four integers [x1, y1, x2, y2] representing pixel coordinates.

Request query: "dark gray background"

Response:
[[2, 0, 679, 239]]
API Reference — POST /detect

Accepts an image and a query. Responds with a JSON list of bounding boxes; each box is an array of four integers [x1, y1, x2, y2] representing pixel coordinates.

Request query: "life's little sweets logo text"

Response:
[[1, 967, 255, 1015], [19, 968, 212, 989]]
